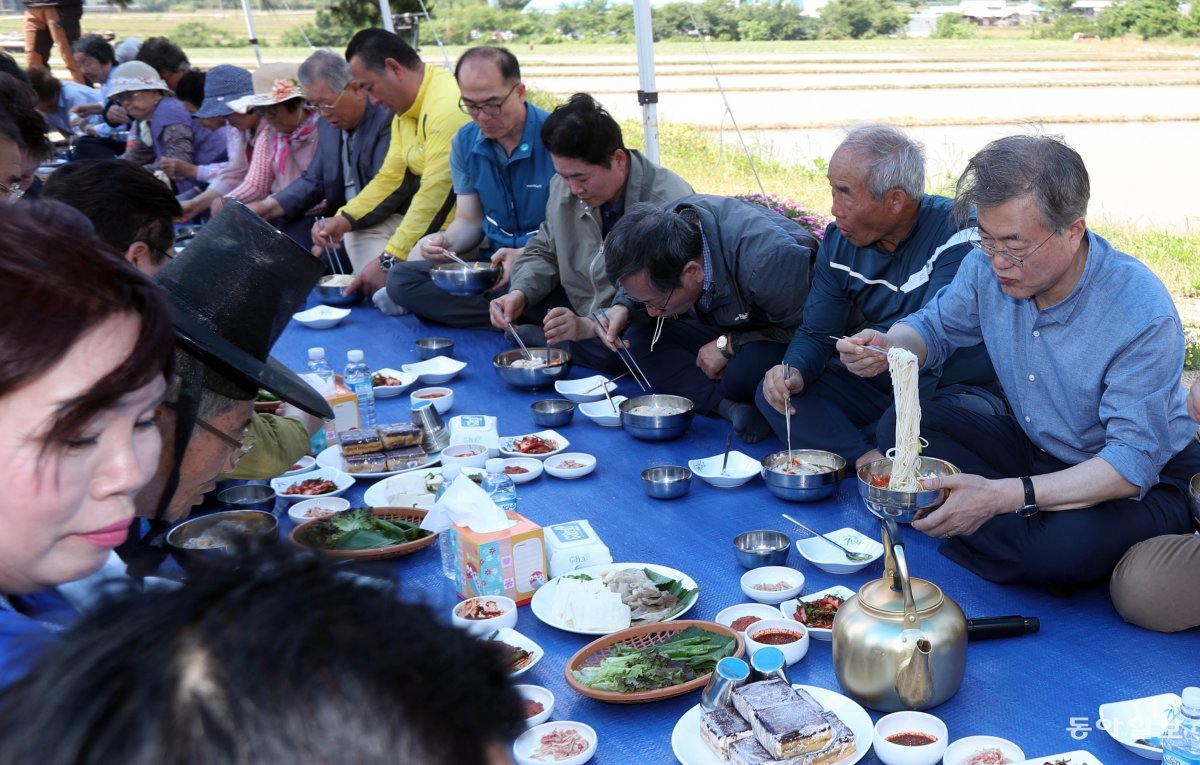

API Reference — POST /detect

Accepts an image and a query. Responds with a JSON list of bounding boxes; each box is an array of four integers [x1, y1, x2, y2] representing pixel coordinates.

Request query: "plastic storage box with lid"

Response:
[[447, 414, 500, 458], [542, 519, 613, 579]]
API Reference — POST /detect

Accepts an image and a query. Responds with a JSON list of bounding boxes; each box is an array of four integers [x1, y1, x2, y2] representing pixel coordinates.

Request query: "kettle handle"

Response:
[[880, 517, 921, 628]]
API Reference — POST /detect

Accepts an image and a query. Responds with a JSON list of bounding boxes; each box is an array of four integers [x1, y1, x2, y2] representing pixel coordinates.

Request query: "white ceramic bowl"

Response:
[[1098, 692, 1180, 759], [713, 602, 785, 633], [779, 585, 856, 641], [402, 356, 467, 384], [578, 395, 628, 426], [499, 430, 569, 461], [292, 305, 350, 329], [744, 618, 809, 666], [451, 595, 518, 636], [515, 684, 555, 728], [371, 367, 419, 398], [688, 450, 761, 488], [554, 374, 617, 403], [795, 527, 885, 574], [441, 443, 490, 471], [739, 565, 805, 604], [513, 721, 597, 765], [942, 736, 1025, 765], [873, 711, 949, 765], [269, 466, 355, 504], [501, 457, 544, 484], [410, 386, 453, 414], [544, 452, 596, 479], [281, 454, 316, 477], [287, 496, 351, 524], [490, 628, 544, 679]]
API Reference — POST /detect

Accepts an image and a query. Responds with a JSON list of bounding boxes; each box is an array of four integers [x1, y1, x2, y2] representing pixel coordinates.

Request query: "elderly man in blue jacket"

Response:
[[384, 46, 556, 326], [600, 195, 818, 443], [248, 49, 395, 273]]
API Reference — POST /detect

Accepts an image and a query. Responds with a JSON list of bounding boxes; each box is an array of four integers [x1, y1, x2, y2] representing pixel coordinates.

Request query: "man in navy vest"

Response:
[[386, 46, 554, 326]]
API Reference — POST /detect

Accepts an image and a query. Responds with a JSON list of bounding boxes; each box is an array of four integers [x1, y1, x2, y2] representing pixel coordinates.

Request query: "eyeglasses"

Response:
[[153, 244, 176, 262], [969, 231, 1055, 266], [645, 285, 676, 313], [459, 83, 519, 117], [113, 91, 146, 106], [0, 181, 24, 202], [306, 85, 349, 116], [164, 402, 255, 466]]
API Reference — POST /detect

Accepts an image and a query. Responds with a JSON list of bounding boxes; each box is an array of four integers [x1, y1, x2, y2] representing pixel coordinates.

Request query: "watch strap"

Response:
[[379, 253, 398, 270], [1016, 475, 1039, 517]]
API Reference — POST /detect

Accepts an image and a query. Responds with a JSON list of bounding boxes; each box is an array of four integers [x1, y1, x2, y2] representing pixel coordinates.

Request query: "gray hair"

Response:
[[953, 134, 1089, 233], [298, 49, 351, 94], [838, 124, 925, 201]]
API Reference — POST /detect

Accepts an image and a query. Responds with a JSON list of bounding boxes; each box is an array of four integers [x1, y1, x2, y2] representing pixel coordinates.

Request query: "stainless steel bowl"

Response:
[[165, 509, 279, 574], [531, 398, 575, 427], [733, 530, 791, 569], [761, 449, 847, 502], [416, 337, 455, 360], [314, 275, 361, 306], [492, 348, 572, 390], [217, 483, 277, 511], [430, 262, 501, 295], [857, 456, 959, 523], [642, 465, 692, 499], [619, 395, 696, 441]]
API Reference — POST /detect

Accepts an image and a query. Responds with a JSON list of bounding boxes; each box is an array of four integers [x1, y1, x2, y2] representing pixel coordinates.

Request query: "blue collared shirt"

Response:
[[903, 230, 1193, 497], [678, 207, 716, 312]]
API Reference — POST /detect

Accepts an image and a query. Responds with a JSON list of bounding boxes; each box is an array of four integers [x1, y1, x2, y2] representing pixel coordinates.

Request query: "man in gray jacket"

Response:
[[600, 195, 817, 442], [489, 94, 692, 373], [248, 49, 395, 273]]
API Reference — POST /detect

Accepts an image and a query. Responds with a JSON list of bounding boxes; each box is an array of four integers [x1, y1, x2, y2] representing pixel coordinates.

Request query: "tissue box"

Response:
[[543, 519, 613, 579], [454, 511, 546, 605], [300, 372, 360, 432]]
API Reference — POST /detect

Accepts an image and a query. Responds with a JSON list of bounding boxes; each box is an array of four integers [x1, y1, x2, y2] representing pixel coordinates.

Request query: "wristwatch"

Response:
[[1016, 476, 1039, 517], [716, 334, 735, 359], [378, 253, 398, 271]]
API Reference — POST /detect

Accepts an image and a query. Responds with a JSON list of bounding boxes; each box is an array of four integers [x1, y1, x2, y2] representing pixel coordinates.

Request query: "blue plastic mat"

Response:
[[273, 294, 1198, 764]]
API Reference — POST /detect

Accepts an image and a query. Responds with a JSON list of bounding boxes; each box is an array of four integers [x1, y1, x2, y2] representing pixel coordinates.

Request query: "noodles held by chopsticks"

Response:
[[885, 347, 923, 491]]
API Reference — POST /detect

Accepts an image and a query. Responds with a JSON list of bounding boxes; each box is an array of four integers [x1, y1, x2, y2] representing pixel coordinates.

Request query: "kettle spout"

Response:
[[895, 637, 935, 709]]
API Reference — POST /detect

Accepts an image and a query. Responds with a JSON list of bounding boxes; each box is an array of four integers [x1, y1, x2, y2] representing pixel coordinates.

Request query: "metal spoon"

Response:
[[505, 323, 534, 362], [781, 514, 874, 562], [721, 432, 732, 476], [444, 250, 473, 269]]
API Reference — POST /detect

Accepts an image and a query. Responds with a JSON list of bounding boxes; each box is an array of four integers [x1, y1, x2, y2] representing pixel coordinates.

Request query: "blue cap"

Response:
[[194, 65, 254, 119], [715, 656, 750, 681], [750, 646, 785, 673]]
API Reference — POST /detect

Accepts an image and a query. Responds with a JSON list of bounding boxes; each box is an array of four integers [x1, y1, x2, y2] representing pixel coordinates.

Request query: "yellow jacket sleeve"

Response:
[[338, 66, 469, 259]]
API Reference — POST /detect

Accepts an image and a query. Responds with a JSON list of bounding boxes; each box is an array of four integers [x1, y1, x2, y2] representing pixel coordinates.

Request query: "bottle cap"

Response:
[[1183, 687, 1200, 708], [308, 347, 325, 360], [347, 349, 363, 363], [486, 458, 505, 473]]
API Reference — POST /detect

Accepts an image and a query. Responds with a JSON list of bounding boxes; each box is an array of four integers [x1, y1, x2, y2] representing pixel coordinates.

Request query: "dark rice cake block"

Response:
[[732, 680, 802, 720], [339, 428, 382, 456], [750, 700, 832, 759], [700, 707, 753, 760], [385, 446, 427, 472], [729, 713, 855, 765], [343, 452, 388, 474], [378, 422, 423, 449]]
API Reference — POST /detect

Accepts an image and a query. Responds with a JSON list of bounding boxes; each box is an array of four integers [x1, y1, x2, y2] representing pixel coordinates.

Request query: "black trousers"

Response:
[[878, 401, 1199, 585]]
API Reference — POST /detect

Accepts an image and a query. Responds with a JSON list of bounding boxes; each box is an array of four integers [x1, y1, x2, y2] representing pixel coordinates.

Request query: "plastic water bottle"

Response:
[[343, 349, 376, 430], [1163, 687, 1200, 765], [482, 458, 517, 514], [306, 347, 334, 390], [436, 464, 461, 581]]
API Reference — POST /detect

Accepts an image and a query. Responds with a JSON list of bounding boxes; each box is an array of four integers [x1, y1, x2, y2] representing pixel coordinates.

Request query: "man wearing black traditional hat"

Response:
[[134, 202, 333, 525]]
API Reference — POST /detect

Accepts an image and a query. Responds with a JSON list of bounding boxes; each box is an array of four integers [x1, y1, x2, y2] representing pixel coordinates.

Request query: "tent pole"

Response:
[[632, 0, 660, 165]]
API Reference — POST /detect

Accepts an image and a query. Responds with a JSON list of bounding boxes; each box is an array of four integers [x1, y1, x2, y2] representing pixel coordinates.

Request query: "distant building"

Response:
[[1068, 0, 1114, 14]]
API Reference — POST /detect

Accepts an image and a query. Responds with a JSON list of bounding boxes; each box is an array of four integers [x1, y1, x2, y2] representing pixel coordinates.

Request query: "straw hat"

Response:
[[107, 60, 172, 98], [194, 65, 254, 119], [228, 62, 305, 113]]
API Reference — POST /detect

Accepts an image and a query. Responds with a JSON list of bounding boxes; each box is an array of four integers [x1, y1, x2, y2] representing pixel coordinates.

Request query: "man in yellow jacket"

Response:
[[313, 28, 469, 304]]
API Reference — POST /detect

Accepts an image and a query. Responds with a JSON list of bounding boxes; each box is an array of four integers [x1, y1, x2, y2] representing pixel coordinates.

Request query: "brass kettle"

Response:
[[831, 518, 966, 711]]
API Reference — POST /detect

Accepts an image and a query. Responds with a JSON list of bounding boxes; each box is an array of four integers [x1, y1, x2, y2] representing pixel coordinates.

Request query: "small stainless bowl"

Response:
[[531, 398, 575, 427], [492, 348, 572, 390], [216, 483, 277, 511], [314, 275, 361, 306], [416, 337, 454, 360], [857, 456, 959, 523], [642, 465, 692, 499], [429, 262, 501, 295], [165, 509, 279, 574], [761, 449, 847, 502], [620, 395, 696, 441], [733, 530, 791, 569]]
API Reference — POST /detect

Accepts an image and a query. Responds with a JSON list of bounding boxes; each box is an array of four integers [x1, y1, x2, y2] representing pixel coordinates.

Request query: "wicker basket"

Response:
[[288, 507, 438, 561], [564, 619, 744, 704]]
